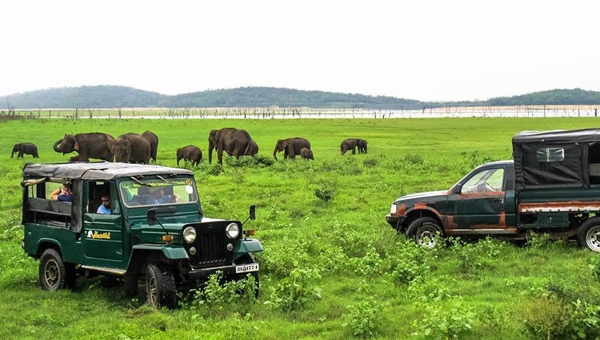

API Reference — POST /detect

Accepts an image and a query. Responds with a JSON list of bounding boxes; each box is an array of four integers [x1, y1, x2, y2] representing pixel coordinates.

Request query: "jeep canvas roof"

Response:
[[23, 162, 193, 182]]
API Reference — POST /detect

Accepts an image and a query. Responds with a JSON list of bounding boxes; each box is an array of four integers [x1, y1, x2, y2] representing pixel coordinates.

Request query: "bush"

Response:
[[312, 178, 338, 201], [411, 302, 476, 340], [265, 265, 322, 312], [184, 272, 258, 317], [342, 295, 387, 338], [522, 296, 570, 340]]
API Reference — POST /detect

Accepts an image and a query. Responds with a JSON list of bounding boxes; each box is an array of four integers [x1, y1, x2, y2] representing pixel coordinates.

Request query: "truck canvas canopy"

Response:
[[512, 128, 600, 190]]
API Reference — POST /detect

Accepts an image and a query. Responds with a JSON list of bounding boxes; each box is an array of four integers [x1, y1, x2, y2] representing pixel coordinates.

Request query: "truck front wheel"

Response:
[[577, 218, 600, 252], [145, 263, 177, 309], [406, 217, 443, 249]]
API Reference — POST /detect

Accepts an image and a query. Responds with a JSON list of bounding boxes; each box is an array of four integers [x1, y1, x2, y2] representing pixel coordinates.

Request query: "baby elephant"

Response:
[[177, 145, 202, 167], [11, 142, 39, 158], [300, 147, 314, 160]]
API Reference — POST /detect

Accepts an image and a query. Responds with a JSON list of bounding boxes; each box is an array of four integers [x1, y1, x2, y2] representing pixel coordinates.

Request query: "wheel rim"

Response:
[[148, 274, 158, 306], [417, 225, 440, 249], [44, 259, 59, 288], [586, 225, 600, 252]]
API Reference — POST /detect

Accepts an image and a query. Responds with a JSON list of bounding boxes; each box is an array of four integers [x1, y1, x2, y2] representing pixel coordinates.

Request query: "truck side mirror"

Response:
[[147, 208, 157, 225], [249, 205, 256, 221]]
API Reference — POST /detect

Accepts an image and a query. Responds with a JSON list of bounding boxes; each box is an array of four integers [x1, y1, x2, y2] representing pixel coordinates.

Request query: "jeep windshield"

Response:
[[119, 176, 198, 208]]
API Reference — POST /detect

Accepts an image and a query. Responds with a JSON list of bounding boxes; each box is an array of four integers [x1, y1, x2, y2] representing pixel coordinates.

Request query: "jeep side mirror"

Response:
[[147, 208, 157, 225], [249, 205, 256, 221]]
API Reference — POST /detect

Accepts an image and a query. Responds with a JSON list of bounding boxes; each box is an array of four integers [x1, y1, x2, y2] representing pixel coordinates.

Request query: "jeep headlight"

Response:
[[389, 203, 397, 214], [226, 223, 240, 239], [183, 227, 197, 243]]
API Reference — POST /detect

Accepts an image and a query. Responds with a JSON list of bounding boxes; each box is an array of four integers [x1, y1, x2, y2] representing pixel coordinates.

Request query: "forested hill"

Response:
[[1, 86, 600, 109], [0, 86, 421, 110]]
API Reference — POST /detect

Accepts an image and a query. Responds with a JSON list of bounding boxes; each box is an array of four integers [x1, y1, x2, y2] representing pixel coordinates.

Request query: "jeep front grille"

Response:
[[188, 223, 234, 268]]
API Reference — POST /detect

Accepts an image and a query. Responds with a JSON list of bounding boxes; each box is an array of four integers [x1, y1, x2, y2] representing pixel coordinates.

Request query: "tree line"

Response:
[[2, 86, 600, 110]]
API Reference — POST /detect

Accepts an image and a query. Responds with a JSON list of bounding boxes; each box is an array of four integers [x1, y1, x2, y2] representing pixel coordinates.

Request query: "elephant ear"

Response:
[[282, 140, 288, 149], [70, 135, 79, 151], [214, 130, 221, 143]]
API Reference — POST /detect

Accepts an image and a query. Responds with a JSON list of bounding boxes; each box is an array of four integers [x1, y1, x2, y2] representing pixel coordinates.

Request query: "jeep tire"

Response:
[[39, 248, 76, 291], [145, 263, 177, 309]]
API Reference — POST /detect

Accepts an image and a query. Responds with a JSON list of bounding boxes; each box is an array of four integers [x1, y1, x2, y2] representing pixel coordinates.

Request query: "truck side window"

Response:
[[462, 168, 505, 193], [536, 147, 565, 162]]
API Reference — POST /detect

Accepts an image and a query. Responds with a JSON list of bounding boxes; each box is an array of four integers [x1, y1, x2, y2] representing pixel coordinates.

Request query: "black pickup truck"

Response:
[[386, 128, 600, 252]]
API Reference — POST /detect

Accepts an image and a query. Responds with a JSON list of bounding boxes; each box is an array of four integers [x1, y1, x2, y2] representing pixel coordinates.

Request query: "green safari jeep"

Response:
[[21, 162, 263, 308]]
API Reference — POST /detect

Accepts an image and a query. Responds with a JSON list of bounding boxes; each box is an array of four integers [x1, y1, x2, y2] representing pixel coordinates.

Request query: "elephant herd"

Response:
[[51, 131, 159, 164], [11, 128, 368, 166]]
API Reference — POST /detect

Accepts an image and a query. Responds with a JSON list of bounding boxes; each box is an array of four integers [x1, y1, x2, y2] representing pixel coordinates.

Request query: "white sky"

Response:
[[1, 0, 599, 102]]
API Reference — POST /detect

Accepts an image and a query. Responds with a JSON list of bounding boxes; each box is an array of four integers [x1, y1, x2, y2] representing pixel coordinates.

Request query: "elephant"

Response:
[[11, 142, 39, 158], [142, 130, 159, 162], [357, 139, 368, 154], [244, 140, 259, 156], [177, 145, 202, 167], [300, 147, 314, 160], [208, 128, 256, 164], [69, 155, 82, 162], [108, 133, 151, 164], [273, 137, 311, 160], [340, 138, 367, 155], [53, 132, 115, 162]]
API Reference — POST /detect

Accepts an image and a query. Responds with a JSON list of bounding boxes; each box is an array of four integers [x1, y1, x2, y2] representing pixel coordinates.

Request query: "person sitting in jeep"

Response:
[[51, 183, 73, 202], [96, 195, 112, 214]]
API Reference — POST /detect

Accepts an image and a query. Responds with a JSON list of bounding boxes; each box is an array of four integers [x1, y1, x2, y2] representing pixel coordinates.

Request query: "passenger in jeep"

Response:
[[97, 195, 112, 214], [51, 183, 73, 202], [147, 188, 179, 204]]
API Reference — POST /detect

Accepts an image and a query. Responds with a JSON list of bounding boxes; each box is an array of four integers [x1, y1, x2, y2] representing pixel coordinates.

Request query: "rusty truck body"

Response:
[[385, 128, 600, 251]]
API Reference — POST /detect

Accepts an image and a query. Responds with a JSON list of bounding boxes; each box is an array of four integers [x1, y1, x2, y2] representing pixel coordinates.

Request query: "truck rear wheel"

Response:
[[578, 218, 600, 252], [145, 263, 177, 309], [406, 217, 443, 249], [39, 248, 76, 291]]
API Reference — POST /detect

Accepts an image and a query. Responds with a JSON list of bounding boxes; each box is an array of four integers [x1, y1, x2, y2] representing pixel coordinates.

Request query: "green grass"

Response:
[[1, 116, 600, 339]]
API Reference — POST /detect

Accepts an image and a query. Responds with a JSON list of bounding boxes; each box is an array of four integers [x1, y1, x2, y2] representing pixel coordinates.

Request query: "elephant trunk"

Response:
[[10, 150, 14, 158], [53, 139, 64, 154], [273, 147, 279, 161]]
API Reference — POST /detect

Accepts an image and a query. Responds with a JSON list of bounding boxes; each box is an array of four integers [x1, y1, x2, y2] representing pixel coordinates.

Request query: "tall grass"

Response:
[[1, 117, 600, 339]]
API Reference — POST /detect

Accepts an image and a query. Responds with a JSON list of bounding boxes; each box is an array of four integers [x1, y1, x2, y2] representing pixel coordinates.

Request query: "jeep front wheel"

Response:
[[406, 217, 443, 249], [145, 263, 177, 309], [578, 217, 600, 252], [39, 248, 73, 291]]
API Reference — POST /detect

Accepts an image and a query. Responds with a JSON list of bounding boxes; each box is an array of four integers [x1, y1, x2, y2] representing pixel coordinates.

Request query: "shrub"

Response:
[[522, 296, 570, 340], [411, 302, 476, 340], [265, 265, 322, 312], [186, 272, 258, 315], [312, 178, 338, 201], [350, 246, 384, 277], [342, 296, 387, 338], [589, 255, 600, 281]]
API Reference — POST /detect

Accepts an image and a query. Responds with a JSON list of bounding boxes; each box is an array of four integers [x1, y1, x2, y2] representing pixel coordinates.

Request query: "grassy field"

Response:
[[1, 116, 600, 339]]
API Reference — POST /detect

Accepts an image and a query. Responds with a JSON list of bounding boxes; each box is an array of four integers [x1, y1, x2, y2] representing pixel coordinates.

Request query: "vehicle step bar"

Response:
[[80, 265, 126, 276]]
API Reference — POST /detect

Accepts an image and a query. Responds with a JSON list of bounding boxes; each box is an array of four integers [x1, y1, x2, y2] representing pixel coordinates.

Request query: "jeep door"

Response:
[[82, 181, 126, 266], [446, 166, 512, 233]]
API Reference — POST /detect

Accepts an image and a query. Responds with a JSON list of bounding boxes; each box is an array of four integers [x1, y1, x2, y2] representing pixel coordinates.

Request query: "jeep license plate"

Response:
[[236, 263, 259, 273]]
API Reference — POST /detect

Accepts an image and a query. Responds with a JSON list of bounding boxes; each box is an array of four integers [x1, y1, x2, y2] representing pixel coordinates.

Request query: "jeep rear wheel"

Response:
[[39, 248, 75, 291], [406, 217, 443, 249], [145, 263, 177, 309], [578, 217, 600, 252]]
